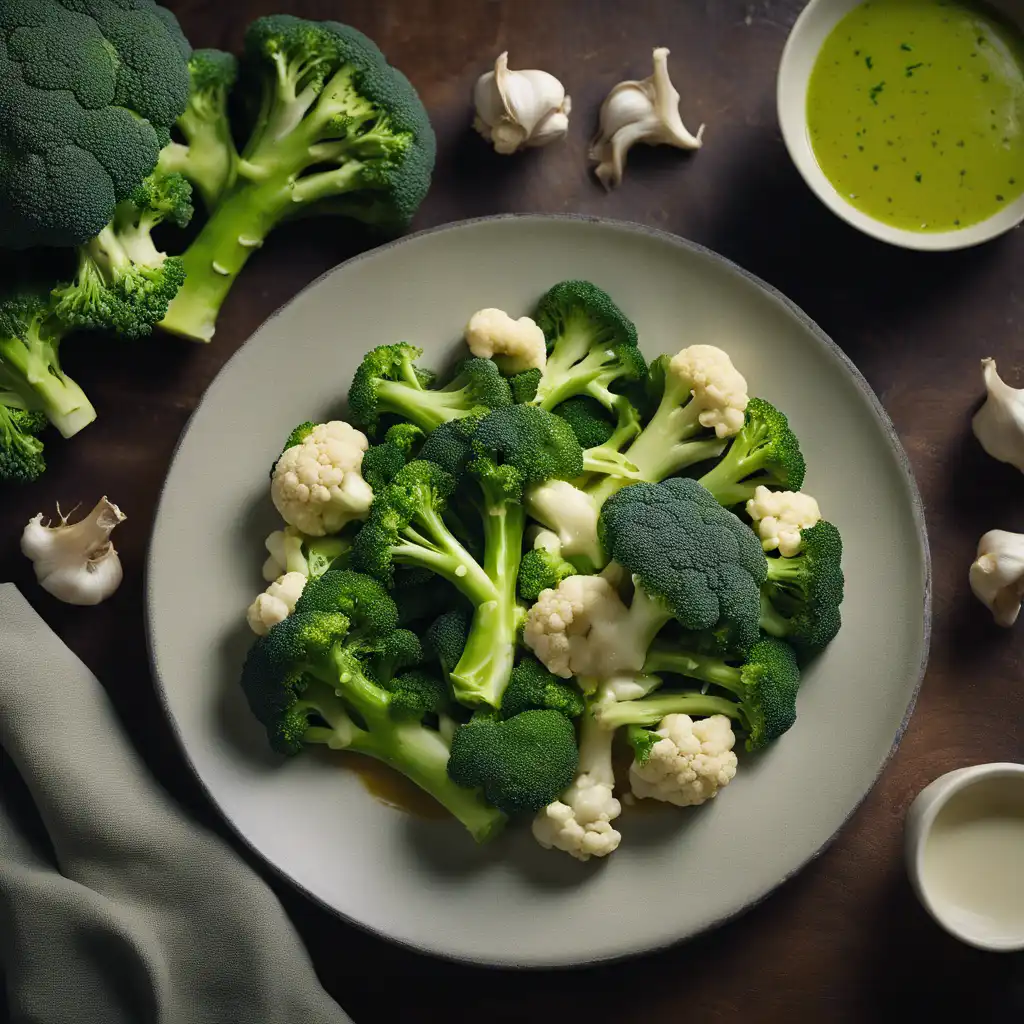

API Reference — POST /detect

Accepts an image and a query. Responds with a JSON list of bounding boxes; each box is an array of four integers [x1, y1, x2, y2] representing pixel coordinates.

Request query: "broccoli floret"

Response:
[[610, 636, 802, 751], [760, 521, 844, 655], [382, 669, 450, 719], [361, 422, 424, 490], [159, 49, 240, 210], [0, 401, 46, 483], [348, 345, 511, 436], [599, 477, 769, 656], [511, 281, 646, 412], [160, 15, 436, 342], [554, 397, 616, 449], [0, 290, 95, 438], [502, 656, 584, 720], [366, 628, 424, 685], [295, 567, 399, 634], [447, 709, 579, 815], [424, 608, 470, 681], [52, 168, 193, 338], [517, 546, 576, 601], [699, 398, 806, 507], [0, 0, 191, 249], [240, 596, 506, 842]]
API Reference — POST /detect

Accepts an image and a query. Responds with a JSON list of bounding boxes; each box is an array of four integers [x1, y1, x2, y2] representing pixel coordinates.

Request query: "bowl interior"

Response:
[[778, 0, 1024, 250]]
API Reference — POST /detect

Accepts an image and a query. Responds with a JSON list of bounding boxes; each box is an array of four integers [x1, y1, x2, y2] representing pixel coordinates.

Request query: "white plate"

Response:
[[147, 215, 930, 966]]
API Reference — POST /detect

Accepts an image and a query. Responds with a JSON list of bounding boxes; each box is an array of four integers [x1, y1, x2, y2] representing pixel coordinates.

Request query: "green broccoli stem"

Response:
[[160, 103, 240, 211], [765, 556, 800, 584], [535, 349, 622, 411], [450, 500, 525, 708], [698, 424, 771, 506], [595, 692, 740, 730], [642, 648, 744, 696], [375, 379, 479, 432], [759, 590, 791, 638]]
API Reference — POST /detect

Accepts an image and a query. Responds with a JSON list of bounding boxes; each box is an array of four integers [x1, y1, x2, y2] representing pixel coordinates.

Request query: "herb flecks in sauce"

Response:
[[807, 0, 1024, 232]]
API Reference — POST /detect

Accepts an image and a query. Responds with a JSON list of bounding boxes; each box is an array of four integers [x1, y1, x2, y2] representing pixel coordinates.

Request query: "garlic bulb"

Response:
[[972, 357, 1024, 472], [590, 47, 704, 190], [21, 497, 126, 606], [473, 52, 570, 154], [970, 529, 1024, 627]]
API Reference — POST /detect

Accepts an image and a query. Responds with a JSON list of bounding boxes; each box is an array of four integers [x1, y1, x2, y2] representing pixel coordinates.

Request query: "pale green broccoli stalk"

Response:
[[160, 15, 436, 342]]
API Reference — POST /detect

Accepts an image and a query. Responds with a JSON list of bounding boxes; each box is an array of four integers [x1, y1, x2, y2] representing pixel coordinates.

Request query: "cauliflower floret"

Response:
[[746, 485, 821, 558], [532, 774, 622, 861], [524, 480, 601, 565], [246, 571, 307, 636], [670, 344, 749, 438], [271, 421, 373, 537], [523, 574, 626, 678], [465, 307, 547, 373], [629, 714, 738, 806], [261, 526, 307, 582]]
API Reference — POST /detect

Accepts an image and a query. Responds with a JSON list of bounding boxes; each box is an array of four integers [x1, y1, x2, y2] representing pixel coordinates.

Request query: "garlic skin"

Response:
[[590, 47, 704, 190], [21, 497, 126, 606], [972, 358, 1024, 472], [970, 529, 1024, 627], [473, 52, 571, 154]]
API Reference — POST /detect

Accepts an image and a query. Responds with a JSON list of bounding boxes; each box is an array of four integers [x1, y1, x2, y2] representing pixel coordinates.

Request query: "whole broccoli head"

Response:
[[0, 0, 192, 248], [447, 709, 579, 815], [599, 477, 768, 654]]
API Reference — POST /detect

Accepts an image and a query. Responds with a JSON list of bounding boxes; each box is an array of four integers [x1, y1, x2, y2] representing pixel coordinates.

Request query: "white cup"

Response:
[[905, 763, 1024, 952]]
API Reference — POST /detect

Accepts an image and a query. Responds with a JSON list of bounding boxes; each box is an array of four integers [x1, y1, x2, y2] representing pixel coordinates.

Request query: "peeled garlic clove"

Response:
[[591, 46, 704, 190], [472, 52, 570, 154], [970, 529, 1024, 627], [972, 357, 1024, 472]]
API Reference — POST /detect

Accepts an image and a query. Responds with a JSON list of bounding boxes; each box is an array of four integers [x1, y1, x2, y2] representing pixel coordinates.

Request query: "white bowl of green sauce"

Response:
[[779, 0, 1024, 249]]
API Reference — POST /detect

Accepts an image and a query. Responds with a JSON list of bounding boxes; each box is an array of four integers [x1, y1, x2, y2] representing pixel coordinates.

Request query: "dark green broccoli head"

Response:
[[445, 357, 514, 411], [361, 422, 424, 491], [425, 608, 470, 678], [382, 669, 450, 720], [417, 416, 478, 477], [447, 709, 578, 815], [366, 628, 423, 685], [762, 520, 844, 655], [517, 546, 576, 602], [0, 401, 46, 483], [0, 0, 192, 248], [600, 478, 768, 654], [554, 397, 616, 449], [502, 656, 584, 720], [534, 280, 639, 352], [294, 568, 399, 638], [731, 637, 801, 751]]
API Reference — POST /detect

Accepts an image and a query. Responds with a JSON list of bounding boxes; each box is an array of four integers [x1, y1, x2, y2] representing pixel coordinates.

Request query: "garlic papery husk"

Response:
[[472, 52, 571, 154], [590, 46, 704, 190], [970, 529, 1024, 627], [972, 358, 1024, 472], [21, 497, 126, 606]]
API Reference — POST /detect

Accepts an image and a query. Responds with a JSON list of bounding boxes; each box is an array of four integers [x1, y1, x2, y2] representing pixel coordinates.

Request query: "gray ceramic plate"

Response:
[[148, 215, 930, 967]]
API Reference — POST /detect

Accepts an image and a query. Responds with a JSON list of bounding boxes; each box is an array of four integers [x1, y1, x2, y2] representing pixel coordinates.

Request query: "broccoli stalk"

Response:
[[0, 292, 94, 438], [0, 403, 47, 483], [160, 16, 435, 342]]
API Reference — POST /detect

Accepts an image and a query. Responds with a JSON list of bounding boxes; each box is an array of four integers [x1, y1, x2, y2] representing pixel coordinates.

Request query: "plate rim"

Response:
[[145, 213, 932, 968]]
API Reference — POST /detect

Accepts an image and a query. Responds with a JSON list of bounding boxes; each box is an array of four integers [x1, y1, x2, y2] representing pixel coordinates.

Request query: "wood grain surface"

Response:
[[3, 1, 1024, 1020]]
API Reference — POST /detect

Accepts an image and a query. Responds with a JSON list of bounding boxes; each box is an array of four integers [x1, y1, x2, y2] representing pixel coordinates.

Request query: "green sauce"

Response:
[[806, 0, 1024, 231]]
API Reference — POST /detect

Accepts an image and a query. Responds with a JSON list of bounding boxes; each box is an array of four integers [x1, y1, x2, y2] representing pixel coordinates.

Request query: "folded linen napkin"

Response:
[[0, 583, 352, 1024]]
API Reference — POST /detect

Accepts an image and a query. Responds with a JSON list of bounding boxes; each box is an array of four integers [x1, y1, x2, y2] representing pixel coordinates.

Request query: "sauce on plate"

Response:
[[806, 0, 1024, 231]]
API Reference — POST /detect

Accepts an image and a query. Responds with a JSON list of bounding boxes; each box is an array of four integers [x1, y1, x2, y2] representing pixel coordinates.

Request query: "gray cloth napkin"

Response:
[[0, 584, 351, 1024]]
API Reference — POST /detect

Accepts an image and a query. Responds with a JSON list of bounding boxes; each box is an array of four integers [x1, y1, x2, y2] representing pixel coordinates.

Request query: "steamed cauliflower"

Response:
[[630, 714, 738, 806], [261, 526, 306, 582], [670, 344, 749, 438], [246, 571, 307, 636], [532, 774, 622, 861], [746, 485, 821, 557], [271, 421, 373, 537], [465, 307, 547, 373]]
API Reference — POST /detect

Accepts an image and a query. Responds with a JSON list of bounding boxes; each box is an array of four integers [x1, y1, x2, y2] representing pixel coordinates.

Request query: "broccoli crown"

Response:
[[510, 367, 542, 405], [517, 546, 576, 602], [447, 709, 578, 815], [534, 280, 639, 352], [189, 47, 239, 93], [554, 397, 616, 449], [700, 398, 806, 506], [382, 669, 450, 720], [0, 400, 46, 483], [347, 343, 428, 433], [731, 637, 801, 750], [425, 608, 470, 678], [502, 656, 584, 720], [0, 0, 192, 248], [128, 168, 194, 229], [600, 478, 769, 653], [417, 416, 478, 477], [361, 421, 424, 491], [243, 14, 435, 226], [366, 628, 424, 685], [762, 520, 844, 654], [294, 568, 399, 638]]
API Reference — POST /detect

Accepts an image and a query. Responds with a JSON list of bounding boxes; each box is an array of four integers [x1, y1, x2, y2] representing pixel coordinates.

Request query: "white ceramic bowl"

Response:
[[905, 763, 1024, 951], [778, 0, 1024, 251]]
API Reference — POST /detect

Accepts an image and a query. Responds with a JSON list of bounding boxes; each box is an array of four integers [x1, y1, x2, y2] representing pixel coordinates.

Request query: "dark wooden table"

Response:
[[3, 0, 1024, 1020]]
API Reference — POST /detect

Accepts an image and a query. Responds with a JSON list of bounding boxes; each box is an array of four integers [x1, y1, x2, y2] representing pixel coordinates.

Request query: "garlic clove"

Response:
[[972, 357, 1024, 472], [970, 529, 1024, 627]]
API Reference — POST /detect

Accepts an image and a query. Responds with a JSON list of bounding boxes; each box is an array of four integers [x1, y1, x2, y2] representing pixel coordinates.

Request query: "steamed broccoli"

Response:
[[447, 709, 579, 815], [0, 402, 46, 484], [501, 656, 584, 720], [517, 540, 577, 601], [699, 398, 806, 507], [0, 0, 192, 249], [759, 521, 844, 655], [361, 421, 424, 489], [348, 345, 511, 436], [610, 636, 803, 750], [424, 608, 470, 682], [240, 569, 505, 841], [160, 15, 436, 342]]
